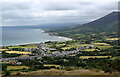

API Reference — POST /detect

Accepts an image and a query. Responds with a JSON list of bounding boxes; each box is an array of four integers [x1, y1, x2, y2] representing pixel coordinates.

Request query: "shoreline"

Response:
[[44, 30, 72, 41], [0, 36, 72, 46], [57, 36, 72, 41], [0, 29, 72, 46]]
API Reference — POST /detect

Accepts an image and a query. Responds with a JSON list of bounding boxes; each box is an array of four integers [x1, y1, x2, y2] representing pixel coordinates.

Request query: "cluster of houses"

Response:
[[0, 43, 95, 64]]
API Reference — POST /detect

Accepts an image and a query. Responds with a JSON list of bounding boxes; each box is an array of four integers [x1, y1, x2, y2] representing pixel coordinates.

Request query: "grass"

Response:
[[9, 69, 110, 75], [83, 49, 100, 52], [106, 38, 119, 41], [5, 51, 32, 54], [62, 44, 90, 50], [68, 44, 90, 47], [44, 64, 61, 67], [111, 56, 120, 60], [8, 46, 38, 49], [56, 44, 66, 47], [0, 49, 9, 51], [95, 46, 113, 50], [61, 47, 73, 50], [7, 66, 30, 70], [70, 54, 76, 56], [92, 43, 110, 46], [19, 55, 30, 57], [0, 60, 16, 64], [79, 56, 111, 59], [8, 44, 38, 49]]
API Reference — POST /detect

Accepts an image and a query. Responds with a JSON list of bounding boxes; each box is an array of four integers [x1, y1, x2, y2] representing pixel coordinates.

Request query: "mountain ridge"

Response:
[[69, 11, 119, 32]]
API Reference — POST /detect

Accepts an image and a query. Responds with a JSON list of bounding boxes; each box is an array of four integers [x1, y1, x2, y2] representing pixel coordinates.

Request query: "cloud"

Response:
[[1, 0, 119, 2], [0, 1, 118, 26]]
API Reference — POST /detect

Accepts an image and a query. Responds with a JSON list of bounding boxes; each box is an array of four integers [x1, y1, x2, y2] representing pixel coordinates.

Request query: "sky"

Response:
[[0, 0, 119, 26]]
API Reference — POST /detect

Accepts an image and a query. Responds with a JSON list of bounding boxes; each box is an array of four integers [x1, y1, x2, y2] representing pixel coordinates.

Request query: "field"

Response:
[[5, 51, 32, 54], [92, 43, 110, 46], [111, 56, 120, 60], [61, 44, 90, 50], [44, 64, 61, 67], [9, 69, 110, 75], [68, 44, 90, 47], [0, 49, 9, 51], [8, 44, 38, 49], [106, 38, 119, 41], [95, 46, 113, 50], [19, 55, 30, 57], [7, 66, 30, 70], [79, 56, 111, 59], [0, 60, 16, 64], [83, 49, 100, 52], [61, 47, 73, 50]]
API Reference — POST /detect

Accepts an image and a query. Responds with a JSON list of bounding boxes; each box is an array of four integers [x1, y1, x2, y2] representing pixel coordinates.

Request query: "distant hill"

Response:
[[49, 11, 119, 33], [79, 11, 119, 32], [47, 11, 119, 40]]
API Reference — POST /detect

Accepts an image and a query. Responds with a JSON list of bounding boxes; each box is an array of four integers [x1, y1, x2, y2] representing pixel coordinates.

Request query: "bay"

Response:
[[0, 28, 69, 46]]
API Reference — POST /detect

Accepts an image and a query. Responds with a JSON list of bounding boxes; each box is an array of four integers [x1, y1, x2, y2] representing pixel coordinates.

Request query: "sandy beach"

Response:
[[58, 36, 72, 41]]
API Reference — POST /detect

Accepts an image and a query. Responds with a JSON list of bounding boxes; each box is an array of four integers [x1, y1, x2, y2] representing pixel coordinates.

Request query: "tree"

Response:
[[3, 71, 11, 76]]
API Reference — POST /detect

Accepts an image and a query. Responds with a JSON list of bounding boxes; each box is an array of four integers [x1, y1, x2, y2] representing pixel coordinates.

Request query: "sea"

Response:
[[0, 28, 70, 46]]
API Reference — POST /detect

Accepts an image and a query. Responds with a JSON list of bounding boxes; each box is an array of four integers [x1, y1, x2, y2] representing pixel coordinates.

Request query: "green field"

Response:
[[44, 64, 61, 67], [95, 46, 113, 50], [83, 49, 100, 52], [79, 56, 111, 59], [7, 66, 30, 70], [92, 43, 110, 46], [8, 44, 38, 49], [6, 51, 32, 54], [0, 49, 9, 51]]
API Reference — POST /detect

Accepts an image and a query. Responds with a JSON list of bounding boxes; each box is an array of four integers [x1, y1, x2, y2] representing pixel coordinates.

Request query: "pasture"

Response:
[[92, 43, 110, 46], [0, 49, 9, 51], [44, 64, 61, 67], [7, 66, 30, 70], [95, 46, 113, 50], [5, 51, 32, 54], [79, 56, 111, 59], [8, 44, 38, 49], [106, 38, 119, 41], [83, 49, 100, 52]]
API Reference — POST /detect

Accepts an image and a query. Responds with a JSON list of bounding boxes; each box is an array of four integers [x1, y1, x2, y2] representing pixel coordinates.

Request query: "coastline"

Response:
[[0, 29, 72, 46], [57, 36, 72, 41], [44, 30, 72, 41]]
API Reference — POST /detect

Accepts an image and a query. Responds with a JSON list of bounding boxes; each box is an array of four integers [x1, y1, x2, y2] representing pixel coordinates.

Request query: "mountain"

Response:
[[47, 11, 119, 40], [49, 11, 119, 33], [79, 11, 119, 32]]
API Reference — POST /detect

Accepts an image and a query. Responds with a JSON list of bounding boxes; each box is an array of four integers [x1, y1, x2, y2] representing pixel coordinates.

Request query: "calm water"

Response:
[[1, 28, 66, 46]]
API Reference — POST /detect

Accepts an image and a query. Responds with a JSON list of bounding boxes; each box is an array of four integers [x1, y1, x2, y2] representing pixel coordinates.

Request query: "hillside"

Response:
[[47, 11, 119, 40], [79, 11, 119, 32]]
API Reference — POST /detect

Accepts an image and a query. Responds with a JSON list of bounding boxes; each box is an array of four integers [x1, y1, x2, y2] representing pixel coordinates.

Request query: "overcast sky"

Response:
[[0, 0, 119, 26]]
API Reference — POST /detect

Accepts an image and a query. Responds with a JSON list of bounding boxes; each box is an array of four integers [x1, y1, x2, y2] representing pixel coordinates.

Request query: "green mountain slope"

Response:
[[48, 11, 119, 40]]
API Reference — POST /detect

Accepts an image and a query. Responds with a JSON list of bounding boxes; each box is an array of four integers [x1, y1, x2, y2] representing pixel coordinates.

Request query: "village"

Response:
[[0, 42, 95, 62], [0, 38, 119, 76]]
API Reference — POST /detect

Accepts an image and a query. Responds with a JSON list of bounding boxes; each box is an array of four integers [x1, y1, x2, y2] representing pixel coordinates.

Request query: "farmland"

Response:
[[0, 49, 9, 51], [5, 51, 32, 54], [1, 32, 120, 76], [83, 49, 100, 52], [95, 46, 113, 50], [79, 56, 111, 59], [106, 38, 119, 41], [8, 44, 38, 49], [7, 66, 30, 70], [44, 64, 61, 67], [92, 43, 110, 46]]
